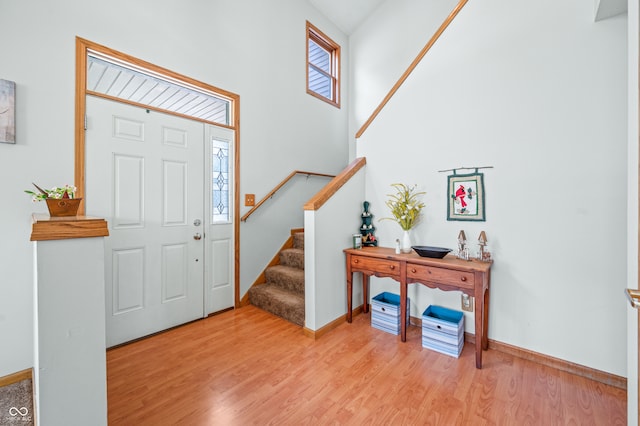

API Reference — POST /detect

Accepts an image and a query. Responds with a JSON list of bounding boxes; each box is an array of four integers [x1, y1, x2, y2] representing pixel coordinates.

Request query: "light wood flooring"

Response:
[[107, 305, 626, 425]]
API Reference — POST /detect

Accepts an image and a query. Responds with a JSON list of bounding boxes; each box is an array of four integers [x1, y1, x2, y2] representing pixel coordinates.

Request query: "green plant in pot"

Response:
[[380, 183, 425, 253], [25, 183, 81, 217]]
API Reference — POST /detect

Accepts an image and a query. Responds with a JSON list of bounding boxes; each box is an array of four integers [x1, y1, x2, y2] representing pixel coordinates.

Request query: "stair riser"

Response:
[[249, 232, 305, 326], [280, 249, 304, 270], [248, 285, 304, 326], [265, 267, 304, 295]]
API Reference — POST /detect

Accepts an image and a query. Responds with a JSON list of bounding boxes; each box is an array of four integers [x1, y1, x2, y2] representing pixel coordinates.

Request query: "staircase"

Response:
[[248, 232, 305, 326]]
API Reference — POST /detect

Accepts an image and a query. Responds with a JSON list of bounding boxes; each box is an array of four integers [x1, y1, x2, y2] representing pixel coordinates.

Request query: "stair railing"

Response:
[[355, 0, 468, 139], [303, 157, 366, 212], [241, 170, 335, 222]]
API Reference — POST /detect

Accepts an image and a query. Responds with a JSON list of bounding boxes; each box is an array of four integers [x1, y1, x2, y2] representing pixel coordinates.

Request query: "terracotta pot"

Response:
[[45, 198, 82, 217]]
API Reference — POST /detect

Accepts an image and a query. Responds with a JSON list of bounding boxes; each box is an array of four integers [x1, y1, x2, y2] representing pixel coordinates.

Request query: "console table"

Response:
[[344, 246, 492, 369]]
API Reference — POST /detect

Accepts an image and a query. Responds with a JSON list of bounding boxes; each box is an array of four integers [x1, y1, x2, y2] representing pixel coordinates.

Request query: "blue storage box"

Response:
[[371, 292, 410, 335], [421, 305, 464, 358]]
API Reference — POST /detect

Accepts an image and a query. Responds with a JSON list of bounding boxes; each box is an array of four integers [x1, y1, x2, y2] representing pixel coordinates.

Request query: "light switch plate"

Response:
[[461, 294, 474, 312], [245, 194, 255, 206]]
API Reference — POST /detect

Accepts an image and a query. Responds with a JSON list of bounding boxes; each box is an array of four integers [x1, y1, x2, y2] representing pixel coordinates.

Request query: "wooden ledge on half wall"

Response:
[[30, 213, 109, 241]]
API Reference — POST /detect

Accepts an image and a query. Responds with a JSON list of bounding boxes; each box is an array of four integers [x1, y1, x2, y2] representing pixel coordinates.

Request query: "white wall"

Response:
[[0, 0, 349, 378], [241, 175, 331, 296], [304, 166, 366, 330], [627, 0, 638, 422], [351, 0, 627, 375], [35, 237, 107, 425]]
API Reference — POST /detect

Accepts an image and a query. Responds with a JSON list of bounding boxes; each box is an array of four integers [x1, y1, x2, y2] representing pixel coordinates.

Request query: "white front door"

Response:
[[86, 96, 205, 347], [205, 125, 235, 314]]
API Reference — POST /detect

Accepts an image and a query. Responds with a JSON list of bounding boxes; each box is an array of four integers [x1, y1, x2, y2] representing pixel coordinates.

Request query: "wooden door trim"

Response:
[[74, 37, 242, 307]]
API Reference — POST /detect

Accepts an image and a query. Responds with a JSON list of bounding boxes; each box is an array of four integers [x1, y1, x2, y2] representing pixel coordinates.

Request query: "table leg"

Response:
[[400, 281, 407, 342], [474, 282, 484, 368], [482, 287, 490, 350], [347, 271, 353, 323], [362, 274, 369, 313]]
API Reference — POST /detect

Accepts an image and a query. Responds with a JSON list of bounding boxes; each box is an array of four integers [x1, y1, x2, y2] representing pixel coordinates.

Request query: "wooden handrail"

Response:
[[355, 0, 468, 139], [241, 170, 335, 222], [304, 157, 366, 211]]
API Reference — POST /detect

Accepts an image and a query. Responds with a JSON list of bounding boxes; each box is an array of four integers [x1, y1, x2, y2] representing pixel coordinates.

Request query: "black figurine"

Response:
[[360, 201, 378, 246]]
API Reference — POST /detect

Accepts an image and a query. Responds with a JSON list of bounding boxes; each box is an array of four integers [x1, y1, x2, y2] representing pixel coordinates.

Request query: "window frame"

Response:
[[306, 21, 341, 108]]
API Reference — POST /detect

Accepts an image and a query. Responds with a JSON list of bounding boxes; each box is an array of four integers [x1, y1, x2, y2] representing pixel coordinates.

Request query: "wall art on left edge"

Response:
[[0, 79, 16, 144]]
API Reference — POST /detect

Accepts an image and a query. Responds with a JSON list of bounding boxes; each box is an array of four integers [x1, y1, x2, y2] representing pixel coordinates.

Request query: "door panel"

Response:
[[163, 160, 188, 225], [113, 154, 144, 227], [86, 96, 205, 347], [112, 247, 144, 314]]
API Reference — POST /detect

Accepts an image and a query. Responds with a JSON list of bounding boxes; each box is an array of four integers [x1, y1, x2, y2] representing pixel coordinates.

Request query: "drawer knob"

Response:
[[389, 265, 395, 270], [411, 268, 416, 273], [354, 259, 359, 263], [460, 276, 467, 282]]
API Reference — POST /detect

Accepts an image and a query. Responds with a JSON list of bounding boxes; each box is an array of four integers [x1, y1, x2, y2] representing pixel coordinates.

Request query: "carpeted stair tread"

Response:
[[280, 248, 304, 270], [248, 284, 304, 326], [265, 265, 304, 295], [249, 232, 305, 326]]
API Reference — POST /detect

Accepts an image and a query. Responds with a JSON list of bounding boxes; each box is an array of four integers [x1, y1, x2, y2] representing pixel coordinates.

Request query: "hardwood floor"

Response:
[[107, 306, 626, 425]]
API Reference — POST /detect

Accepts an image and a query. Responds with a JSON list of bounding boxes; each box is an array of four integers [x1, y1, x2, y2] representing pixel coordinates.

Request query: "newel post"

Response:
[[31, 214, 109, 425]]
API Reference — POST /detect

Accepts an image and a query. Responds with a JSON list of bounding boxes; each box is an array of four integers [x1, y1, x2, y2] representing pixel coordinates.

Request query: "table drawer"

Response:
[[407, 264, 474, 288], [350, 256, 400, 278]]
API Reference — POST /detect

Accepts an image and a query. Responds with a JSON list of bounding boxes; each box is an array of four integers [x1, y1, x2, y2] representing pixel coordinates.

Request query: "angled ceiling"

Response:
[[595, 0, 627, 21], [308, 0, 386, 34], [309, 0, 628, 35]]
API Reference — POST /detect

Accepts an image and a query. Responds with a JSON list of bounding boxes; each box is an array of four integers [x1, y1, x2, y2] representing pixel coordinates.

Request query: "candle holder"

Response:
[[477, 231, 492, 262], [456, 230, 469, 260]]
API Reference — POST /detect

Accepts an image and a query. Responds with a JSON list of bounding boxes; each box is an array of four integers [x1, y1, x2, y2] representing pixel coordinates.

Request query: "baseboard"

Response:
[[311, 311, 627, 390], [303, 305, 364, 339], [482, 336, 627, 390], [426, 316, 626, 390]]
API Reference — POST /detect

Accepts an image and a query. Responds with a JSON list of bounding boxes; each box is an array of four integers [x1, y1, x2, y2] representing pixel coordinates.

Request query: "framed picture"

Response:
[[447, 172, 485, 221], [0, 79, 16, 144]]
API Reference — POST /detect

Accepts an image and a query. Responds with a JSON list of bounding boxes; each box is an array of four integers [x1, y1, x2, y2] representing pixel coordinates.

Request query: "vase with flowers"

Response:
[[25, 183, 81, 217], [380, 183, 425, 253]]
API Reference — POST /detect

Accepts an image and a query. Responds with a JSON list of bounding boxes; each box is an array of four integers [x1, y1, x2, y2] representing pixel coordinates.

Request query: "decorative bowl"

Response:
[[411, 246, 452, 258]]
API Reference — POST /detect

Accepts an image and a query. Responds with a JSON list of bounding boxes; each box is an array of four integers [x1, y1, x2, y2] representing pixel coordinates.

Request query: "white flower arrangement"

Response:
[[380, 183, 425, 231], [25, 183, 77, 202]]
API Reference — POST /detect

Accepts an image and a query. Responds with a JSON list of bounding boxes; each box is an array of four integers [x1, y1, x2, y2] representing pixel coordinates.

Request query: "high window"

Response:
[[306, 21, 340, 108]]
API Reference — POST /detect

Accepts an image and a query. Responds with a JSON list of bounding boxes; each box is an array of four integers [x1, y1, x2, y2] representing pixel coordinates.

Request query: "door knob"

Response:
[[194, 233, 202, 240]]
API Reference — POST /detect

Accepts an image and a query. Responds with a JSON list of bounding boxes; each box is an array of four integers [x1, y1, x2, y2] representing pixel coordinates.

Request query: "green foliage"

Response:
[[380, 183, 425, 231], [24, 184, 76, 202]]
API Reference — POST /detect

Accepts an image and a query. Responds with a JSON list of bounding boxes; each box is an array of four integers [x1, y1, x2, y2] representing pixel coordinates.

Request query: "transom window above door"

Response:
[[87, 53, 231, 126]]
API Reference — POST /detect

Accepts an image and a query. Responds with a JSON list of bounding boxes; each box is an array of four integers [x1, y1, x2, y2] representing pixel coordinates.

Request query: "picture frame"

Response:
[[0, 79, 16, 144], [447, 172, 485, 221]]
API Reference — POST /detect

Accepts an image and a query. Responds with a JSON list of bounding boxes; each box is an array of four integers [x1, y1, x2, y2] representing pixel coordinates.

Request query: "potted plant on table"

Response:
[[25, 183, 81, 217], [380, 183, 425, 253]]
